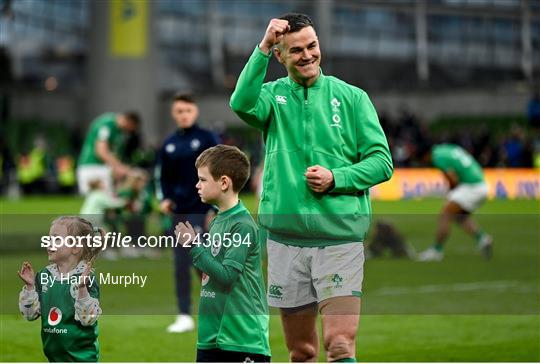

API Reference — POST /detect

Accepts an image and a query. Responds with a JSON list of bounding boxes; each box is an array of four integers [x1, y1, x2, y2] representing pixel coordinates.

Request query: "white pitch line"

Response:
[[370, 280, 537, 296]]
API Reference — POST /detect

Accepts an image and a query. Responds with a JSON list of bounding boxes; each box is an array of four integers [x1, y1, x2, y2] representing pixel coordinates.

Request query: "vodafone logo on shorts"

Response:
[[48, 307, 62, 326], [201, 273, 210, 286]]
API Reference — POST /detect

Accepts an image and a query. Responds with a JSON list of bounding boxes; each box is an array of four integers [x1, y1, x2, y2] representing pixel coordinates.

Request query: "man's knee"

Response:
[[325, 335, 354, 360], [320, 297, 359, 361], [290, 342, 318, 362]]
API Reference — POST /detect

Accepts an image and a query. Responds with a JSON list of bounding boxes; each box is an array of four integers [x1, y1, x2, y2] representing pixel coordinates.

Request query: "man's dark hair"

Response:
[[279, 13, 314, 33], [123, 111, 141, 126], [195, 144, 251, 193], [172, 92, 196, 104]]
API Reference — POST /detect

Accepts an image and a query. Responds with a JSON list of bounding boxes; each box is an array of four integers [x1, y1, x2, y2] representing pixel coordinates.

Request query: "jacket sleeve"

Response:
[[154, 144, 174, 201], [229, 46, 273, 131], [19, 286, 40, 321], [74, 295, 102, 326], [97, 192, 126, 209], [189, 247, 241, 291], [74, 276, 102, 327], [189, 222, 254, 291], [331, 91, 393, 193]]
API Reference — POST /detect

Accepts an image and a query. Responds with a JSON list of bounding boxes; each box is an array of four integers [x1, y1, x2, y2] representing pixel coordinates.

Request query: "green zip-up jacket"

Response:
[[230, 46, 393, 246]]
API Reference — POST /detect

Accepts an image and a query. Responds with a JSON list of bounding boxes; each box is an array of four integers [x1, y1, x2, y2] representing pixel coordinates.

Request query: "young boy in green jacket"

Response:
[[175, 145, 270, 363]]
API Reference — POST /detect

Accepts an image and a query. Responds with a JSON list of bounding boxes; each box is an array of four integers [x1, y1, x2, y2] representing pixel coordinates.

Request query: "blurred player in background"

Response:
[[118, 168, 154, 258], [80, 178, 126, 225], [155, 93, 220, 333], [77, 111, 140, 195], [79, 179, 125, 260], [418, 143, 493, 261], [230, 13, 392, 362]]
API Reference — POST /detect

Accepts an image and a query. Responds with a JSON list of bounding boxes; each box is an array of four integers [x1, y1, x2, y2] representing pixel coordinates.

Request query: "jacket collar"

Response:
[[46, 260, 88, 280], [176, 124, 199, 136], [286, 68, 325, 90], [214, 200, 245, 221]]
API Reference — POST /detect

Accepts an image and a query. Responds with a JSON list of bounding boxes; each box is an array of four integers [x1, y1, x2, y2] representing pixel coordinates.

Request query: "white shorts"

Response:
[[448, 182, 489, 212], [76, 164, 113, 195], [267, 239, 364, 308]]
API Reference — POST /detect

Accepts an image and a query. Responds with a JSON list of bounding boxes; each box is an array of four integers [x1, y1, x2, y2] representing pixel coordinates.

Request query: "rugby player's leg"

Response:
[[435, 200, 464, 247], [419, 200, 463, 260], [320, 296, 360, 362], [457, 212, 479, 235], [454, 205, 493, 259], [280, 303, 319, 362], [449, 198, 484, 239]]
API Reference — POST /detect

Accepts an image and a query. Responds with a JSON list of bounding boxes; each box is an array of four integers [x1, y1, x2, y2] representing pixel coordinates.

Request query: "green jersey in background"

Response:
[[35, 267, 100, 362], [78, 113, 124, 166], [432, 144, 484, 184], [190, 201, 270, 357]]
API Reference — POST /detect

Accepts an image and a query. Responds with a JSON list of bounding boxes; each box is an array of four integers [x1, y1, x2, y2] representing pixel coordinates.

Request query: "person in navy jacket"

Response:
[[155, 93, 219, 333]]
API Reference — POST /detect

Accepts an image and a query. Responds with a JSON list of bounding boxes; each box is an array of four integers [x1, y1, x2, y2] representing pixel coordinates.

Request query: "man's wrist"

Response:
[[327, 178, 336, 193], [329, 168, 346, 193], [257, 43, 272, 56]]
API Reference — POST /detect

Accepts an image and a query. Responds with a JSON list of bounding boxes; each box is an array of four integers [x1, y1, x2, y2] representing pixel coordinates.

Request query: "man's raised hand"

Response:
[[259, 19, 290, 54]]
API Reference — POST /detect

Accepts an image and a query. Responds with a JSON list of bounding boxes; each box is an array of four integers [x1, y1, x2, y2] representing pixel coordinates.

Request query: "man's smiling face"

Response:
[[276, 26, 321, 87]]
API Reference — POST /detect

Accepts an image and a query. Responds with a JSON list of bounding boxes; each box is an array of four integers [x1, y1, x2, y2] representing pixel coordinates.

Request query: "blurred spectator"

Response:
[[0, 134, 14, 193], [0, 47, 12, 126], [382, 110, 534, 168], [55, 155, 76, 194], [534, 139, 540, 169], [502, 124, 527, 167], [16, 137, 47, 194], [527, 92, 540, 129]]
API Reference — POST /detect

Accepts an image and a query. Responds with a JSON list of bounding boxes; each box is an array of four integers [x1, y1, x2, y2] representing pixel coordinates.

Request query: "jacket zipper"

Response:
[[303, 85, 313, 222]]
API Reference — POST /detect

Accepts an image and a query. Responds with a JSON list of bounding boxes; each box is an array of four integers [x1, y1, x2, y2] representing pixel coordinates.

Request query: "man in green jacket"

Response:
[[77, 112, 140, 195], [230, 13, 393, 362]]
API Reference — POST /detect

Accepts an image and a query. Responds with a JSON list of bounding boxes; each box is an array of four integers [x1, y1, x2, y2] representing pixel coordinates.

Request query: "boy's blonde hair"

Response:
[[195, 145, 250, 193], [51, 216, 105, 264]]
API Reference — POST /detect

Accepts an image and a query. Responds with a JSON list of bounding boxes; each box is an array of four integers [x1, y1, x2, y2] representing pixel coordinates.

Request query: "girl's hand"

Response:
[[18, 261, 35, 290], [77, 263, 93, 299], [78, 263, 93, 289]]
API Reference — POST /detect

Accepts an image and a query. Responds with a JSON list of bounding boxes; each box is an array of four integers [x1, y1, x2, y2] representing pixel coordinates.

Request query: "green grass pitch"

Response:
[[1, 195, 538, 361]]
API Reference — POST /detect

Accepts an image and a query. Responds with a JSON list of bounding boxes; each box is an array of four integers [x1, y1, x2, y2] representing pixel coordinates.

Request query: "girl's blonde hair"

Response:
[[51, 216, 105, 265]]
